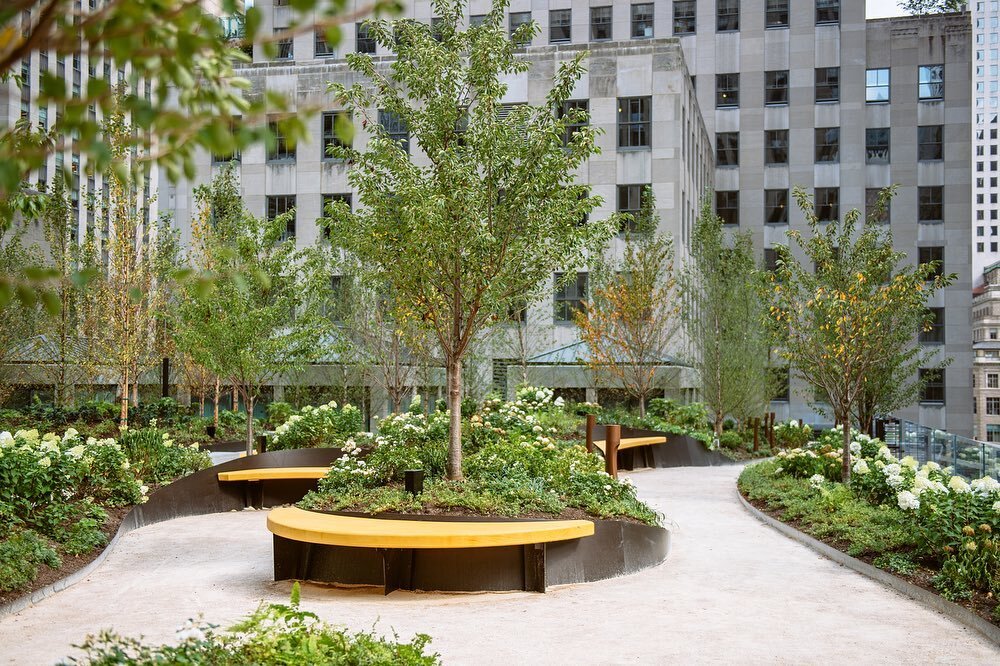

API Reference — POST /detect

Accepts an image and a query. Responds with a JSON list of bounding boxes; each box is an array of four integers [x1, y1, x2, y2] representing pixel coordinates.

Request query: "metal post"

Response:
[[605, 425, 620, 479], [585, 413, 596, 454], [256, 434, 267, 454], [753, 418, 759, 452], [405, 469, 425, 495]]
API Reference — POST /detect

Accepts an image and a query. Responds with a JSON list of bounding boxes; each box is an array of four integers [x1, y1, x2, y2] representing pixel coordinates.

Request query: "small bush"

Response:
[[269, 400, 364, 451], [265, 401, 294, 428], [0, 529, 60, 592], [873, 552, 918, 575], [718, 431, 743, 450]]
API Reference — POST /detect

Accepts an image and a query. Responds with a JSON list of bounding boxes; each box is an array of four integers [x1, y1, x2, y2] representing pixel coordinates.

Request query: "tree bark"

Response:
[[213, 378, 220, 429], [119, 369, 129, 429], [245, 392, 255, 456], [445, 356, 464, 480], [841, 411, 852, 483]]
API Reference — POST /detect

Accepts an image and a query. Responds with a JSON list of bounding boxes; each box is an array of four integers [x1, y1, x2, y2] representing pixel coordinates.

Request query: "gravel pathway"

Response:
[[1, 465, 998, 665]]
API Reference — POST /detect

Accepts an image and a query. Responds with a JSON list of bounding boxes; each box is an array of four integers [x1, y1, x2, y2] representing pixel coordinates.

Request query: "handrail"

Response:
[[880, 419, 1000, 480]]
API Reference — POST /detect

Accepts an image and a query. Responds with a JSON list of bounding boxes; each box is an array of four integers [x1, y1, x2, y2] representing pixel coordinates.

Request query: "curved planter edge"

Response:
[[735, 488, 1000, 647]]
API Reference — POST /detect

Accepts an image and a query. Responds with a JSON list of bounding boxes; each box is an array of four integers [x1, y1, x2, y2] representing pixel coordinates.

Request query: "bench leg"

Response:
[[523, 543, 546, 593], [381, 548, 414, 595], [243, 480, 263, 509]]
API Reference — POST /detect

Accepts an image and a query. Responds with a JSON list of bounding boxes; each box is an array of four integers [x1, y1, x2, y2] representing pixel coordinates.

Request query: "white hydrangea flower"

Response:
[[37, 456, 51, 468], [62, 427, 79, 443], [809, 474, 825, 489], [924, 461, 940, 471], [852, 459, 869, 475], [970, 476, 1000, 494], [882, 463, 901, 478], [879, 447, 895, 462], [886, 474, 905, 489], [948, 476, 971, 494], [0, 431, 12, 448], [993, 500, 1000, 514], [66, 444, 85, 459], [900, 456, 918, 470], [897, 490, 920, 511], [849, 441, 861, 455]]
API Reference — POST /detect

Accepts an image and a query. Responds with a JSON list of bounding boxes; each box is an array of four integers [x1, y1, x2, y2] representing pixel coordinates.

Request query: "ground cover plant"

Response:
[[267, 400, 364, 451], [739, 427, 1000, 623], [63, 583, 440, 665]]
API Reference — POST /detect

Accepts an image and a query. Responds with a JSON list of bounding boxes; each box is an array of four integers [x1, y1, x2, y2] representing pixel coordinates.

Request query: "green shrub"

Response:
[[773, 420, 812, 449], [932, 558, 973, 601], [873, 552, 918, 575], [266, 401, 294, 428], [647, 399, 710, 431], [269, 400, 364, 451], [119, 428, 210, 486], [718, 431, 743, 450], [63, 518, 108, 556], [0, 529, 60, 592]]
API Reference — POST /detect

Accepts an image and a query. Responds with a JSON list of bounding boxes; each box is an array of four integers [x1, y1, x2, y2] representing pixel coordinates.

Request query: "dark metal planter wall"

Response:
[[589, 424, 734, 469]]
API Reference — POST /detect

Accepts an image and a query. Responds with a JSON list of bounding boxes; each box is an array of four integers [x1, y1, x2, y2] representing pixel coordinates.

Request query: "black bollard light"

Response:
[[404, 469, 424, 496], [257, 434, 267, 454]]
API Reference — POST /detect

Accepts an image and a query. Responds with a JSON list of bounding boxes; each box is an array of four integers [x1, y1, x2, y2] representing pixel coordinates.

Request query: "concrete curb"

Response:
[[736, 489, 1000, 647]]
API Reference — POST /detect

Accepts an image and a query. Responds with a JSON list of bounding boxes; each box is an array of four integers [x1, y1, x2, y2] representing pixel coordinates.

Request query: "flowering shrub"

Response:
[[647, 399, 711, 431], [118, 427, 210, 486], [268, 400, 364, 451], [774, 420, 813, 449], [773, 447, 842, 481]]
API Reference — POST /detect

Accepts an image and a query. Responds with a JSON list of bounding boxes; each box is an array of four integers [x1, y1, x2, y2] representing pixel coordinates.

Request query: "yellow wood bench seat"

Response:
[[592, 436, 667, 453], [266, 506, 594, 550], [217, 467, 330, 482]]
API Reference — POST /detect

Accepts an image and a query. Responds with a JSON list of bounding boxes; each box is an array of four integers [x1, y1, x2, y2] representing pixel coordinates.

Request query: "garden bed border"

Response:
[[735, 488, 1000, 646]]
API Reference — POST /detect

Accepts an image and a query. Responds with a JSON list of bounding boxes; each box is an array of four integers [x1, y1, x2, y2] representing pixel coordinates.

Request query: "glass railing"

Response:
[[881, 419, 1000, 480]]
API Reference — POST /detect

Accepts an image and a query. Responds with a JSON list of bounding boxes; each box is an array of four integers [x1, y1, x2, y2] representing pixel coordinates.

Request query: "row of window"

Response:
[[716, 187, 947, 226], [673, 0, 839, 34]]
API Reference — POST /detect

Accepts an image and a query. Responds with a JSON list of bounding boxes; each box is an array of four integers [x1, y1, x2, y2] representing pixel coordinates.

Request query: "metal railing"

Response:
[[882, 419, 1000, 481]]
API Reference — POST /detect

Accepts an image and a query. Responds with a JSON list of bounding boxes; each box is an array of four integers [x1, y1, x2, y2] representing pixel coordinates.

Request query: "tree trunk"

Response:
[[445, 356, 464, 481], [131, 381, 138, 407], [231, 386, 238, 412], [714, 409, 724, 436], [841, 412, 852, 483], [638, 395, 646, 418], [245, 393, 255, 456], [213, 378, 220, 428], [119, 370, 129, 429]]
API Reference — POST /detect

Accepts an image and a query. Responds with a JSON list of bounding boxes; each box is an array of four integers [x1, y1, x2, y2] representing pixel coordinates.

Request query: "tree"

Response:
[[173, 165, 331, 453], [575, 189, 679, 418], [0, 224, 43, 403], [679, 197, 776, 435], [898, 0, 967, 15], [326, 0, 615, 480], [763, 187, 954, 482]]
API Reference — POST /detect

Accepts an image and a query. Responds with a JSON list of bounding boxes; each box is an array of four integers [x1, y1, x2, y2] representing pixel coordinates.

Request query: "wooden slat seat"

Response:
[[266, 506, 594, 550], [217, 467, 330, 482], [592, 436, 667, 453]]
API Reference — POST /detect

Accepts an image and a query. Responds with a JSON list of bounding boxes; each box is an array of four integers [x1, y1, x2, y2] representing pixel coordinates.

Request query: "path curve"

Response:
[[1, 465, 997, 665]]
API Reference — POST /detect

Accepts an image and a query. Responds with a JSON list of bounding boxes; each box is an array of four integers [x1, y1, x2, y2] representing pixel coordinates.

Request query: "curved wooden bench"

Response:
[[267, 507, 595, 593], [217, 467, 330, 482], [591, 436, 667, 454]]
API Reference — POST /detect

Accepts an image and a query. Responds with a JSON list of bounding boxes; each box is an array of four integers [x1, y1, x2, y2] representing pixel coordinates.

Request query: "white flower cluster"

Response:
[[808, 474, 825, 489]]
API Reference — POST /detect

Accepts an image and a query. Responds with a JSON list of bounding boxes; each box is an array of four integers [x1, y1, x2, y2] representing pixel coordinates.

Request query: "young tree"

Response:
[[174, 165, 331, 453], [326, 0, 615, 479], [0, 224, 43, 403], [898, 0, 967, 15], [679, 198, 776, 434], [575, 189, 679, 417], [764, 187, 954, 482]]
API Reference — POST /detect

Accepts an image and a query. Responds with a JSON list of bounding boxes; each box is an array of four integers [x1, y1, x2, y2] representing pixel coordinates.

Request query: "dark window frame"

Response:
[[919, 64, 944, 100], [815, 67, 840, 103], [765, 129, 788, 165], [618, 96, 652, 149], [717, 0, 740, 32], [716, 73, 740, 108], [716, 132, 739, 167], [815, 187, 839, 222], [765, 189, 788, 224], [591, 6, 613, 40], [554, 271, 589, 322], [815, 127, 840, 164], [617, 184, 650, 233], [716, 190, 739, 226], [267, 194, 297, 241], [918, 125, 943, 161], [632, 3, 655, 38], [673, 0, 696, 34], [322, 111, 350, 160], [865, 127, 890, 164], [765, 0, 789, 28], [920, 307, 945, 344], [866, 68, 890, 103], [356, 22, 376, 54], [765, 70, 789, 105], [919, 368, 945, 404], [918, 186, 943, 223], [267, 120, 296, 162], [816, 0, 840, 25], [549, 8, 572, 43]]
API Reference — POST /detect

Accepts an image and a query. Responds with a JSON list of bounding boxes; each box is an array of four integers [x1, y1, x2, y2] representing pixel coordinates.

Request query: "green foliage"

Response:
[[872, 552, 918, 575], [932, 559, 973, 602], [773, 420, 813, 449], [647, 399, 710, 431], [0, 529, 60, 592], [266, 401, 294, 427], [118, 427, 210, 486], [718, 431, 743, 450], [269, 400, 365, 451], [899, 0, 967, 15]]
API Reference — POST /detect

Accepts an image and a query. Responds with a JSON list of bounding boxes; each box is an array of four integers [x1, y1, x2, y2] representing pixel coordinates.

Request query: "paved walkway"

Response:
[[1, 465, 998, 665]]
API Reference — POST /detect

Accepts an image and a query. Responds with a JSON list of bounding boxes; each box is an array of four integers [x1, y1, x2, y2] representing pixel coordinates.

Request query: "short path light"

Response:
[[404, 469, 424, 495]]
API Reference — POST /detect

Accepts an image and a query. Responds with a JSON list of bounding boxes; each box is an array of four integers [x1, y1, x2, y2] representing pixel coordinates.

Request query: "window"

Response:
[[716, 73, 739, 108], [560, 100, 589, 145], [320, 194, 351, 239], [550, 9, 571, 43], [591, 6, 612, 40], [989, 373, 999, 388], [470, 15, 487, 28], [716, 132, 739, 167], [866, 68, 890, 103], [379, 110, 409, 154], [764, 130, 788, 165], [322, 112, 350, 160], [510, 11, 532, 44], [919, 369, 945, 403], [267, 195, 296, 241], [618, 184, 649, 232], [816, 67, 840, 102], [211, 116, 241, 164], [816, 0, 840, 24], [323, 275, 349, 322], [865, 128, 890, 164], [918, 186, 943, 223], [918, 246, 944, 278], [988, 425, 1000, 443], [315, 29, 336, 57], [766, 0, 788, 27], [815, 188, 839, 222], [764, 248, 779, 272], [554, 272, 588, 322], [765, 70, 789, 105], [632, 3, 654, 38], [865, 188, 890, 224], [717, 0, 739, 32], [356, 23, 375, 53], [275, 32, 293, 59], [920, 306, 948, 345], [618, 97, 651, 148], [815, 127, 840, 163], [674, 0, 696, 34], [918, 125, 943, 160], [919, 65, 944, 100], [267, 120, 295, 161], [765, 190, 788, 224], [716, 191, 739, 226]]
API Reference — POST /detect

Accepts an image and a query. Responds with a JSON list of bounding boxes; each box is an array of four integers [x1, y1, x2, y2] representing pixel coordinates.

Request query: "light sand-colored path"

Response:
[[1, 465, 998, 665]]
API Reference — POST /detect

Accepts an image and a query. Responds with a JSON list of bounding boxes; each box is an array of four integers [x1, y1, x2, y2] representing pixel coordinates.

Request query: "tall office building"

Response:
[[972, 0, 1000, 283]]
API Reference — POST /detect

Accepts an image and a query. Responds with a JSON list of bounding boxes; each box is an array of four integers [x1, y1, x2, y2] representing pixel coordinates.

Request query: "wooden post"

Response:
[[585, 413, 596, 454], [605, 425, 621, 479], [798, 418, 803, 427], [752, 418, 759, 452]]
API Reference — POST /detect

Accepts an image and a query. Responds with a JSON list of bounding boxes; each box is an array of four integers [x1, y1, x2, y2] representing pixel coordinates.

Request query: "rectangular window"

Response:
[[591, 6, 613, 40], [989, 373, 999, 388], [470, 15, 487, 28], [275, 30, 293, 59], [315, 29, 336, 57], [322, 112, 350, 160], [816, 0, 840, 24], [918, 125, 943, 160], [674, 0, 696, 34], [919, 64, 944, 100], [554, 272, 588, 322], [510, 11, 532, 44], [764, 129, 788, 165], [866, 68, 890, 103], [357, 23, 376, 54], [267, 195, 297, 241], [211, 116, 241, 164], [816, 67, 840, 102], [918, 246, 944, 278], [918, 186, 943, 223], [379, 110, 409, 154], [766, 0, 788, 27], [815, 127, 840, 163], [988, 424, 1000, 442], [815, 187, 839, 222], [764, 248, 779, 272], [550, 9, 571, 43], [920, 307, 945, 344], [716, 73, 739, 108], [765, 189, 788, 224], [632, 3, 654, 38], [716, 191, 739, 226], [865, 127, 890, 164], [320, 193, 351, 239], [560, 100, 589, 145], [919, 368, 945, 403], [267, 120, 295, 161], [717, 0, 739, 32], [716, 132, 739, 167], [865, 188, 890, 224], [618, 96, 651, 148], [618, 184, 649, 233], [765, 70, 789, 105]]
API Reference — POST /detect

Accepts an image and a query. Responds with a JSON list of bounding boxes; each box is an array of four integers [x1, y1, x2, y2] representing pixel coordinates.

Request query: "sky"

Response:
[[867, 0, 909, 18]]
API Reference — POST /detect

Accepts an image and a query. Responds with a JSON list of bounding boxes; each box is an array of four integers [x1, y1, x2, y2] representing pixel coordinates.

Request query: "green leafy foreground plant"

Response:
[[63, 583, 440, 665]]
